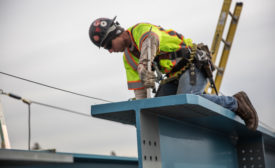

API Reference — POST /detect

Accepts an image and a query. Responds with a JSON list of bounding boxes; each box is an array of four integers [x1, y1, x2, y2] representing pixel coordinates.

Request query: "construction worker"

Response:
[[88, 17, 258, 130]]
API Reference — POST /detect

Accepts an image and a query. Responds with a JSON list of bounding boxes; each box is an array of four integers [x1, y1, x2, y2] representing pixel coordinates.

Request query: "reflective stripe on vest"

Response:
[[167, 30, 177, 36], [139, 31, 150, 50], [139, 31, 158, 50], [124, 48, 138, 70], [128, 80, 144, 90]]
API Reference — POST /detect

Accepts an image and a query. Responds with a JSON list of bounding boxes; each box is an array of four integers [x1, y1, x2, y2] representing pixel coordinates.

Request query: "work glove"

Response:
[[137, 64, 156, 89]]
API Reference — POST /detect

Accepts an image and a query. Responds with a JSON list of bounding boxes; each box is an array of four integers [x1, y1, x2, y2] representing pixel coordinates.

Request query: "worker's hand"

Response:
[[138, 64, 156, 88], [143, 72, 156, 88]]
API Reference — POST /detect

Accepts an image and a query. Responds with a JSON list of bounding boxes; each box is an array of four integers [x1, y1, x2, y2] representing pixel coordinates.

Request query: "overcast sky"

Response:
[[0, 0, 275, 157]]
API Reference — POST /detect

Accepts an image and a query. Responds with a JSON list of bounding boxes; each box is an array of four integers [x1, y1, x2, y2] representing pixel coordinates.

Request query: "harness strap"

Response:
[[158, 48, 190, 60], [160, 44, 197, 85]]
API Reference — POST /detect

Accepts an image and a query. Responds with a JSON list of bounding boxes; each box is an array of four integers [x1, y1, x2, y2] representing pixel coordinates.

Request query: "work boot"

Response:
[[233, 91, 258, 130]]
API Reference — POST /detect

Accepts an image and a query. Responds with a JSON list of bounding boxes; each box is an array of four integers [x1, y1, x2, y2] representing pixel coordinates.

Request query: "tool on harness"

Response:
[[195, 44, 218, 95], [201, 59, 218, 95], [189, 63, 196, 85], [152, 61, 163, 83], [151, 61, 164, 94]]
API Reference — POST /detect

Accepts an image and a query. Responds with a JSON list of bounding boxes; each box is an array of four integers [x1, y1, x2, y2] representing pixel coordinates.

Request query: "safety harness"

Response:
[[156, 43, 218, 95], [157, 43, 197, 85]]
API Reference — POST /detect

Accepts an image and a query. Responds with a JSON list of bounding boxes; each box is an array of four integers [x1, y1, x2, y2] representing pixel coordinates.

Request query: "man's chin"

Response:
[[113, 50, 123, 53], [118, 47, 125, 52]]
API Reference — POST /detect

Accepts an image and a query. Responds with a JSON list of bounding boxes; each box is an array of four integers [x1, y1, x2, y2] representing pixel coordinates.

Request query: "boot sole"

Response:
[[239, 91, 259, 130]]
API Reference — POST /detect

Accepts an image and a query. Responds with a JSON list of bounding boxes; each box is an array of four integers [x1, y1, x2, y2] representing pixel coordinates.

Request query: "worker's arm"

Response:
[[134, 34, 159, 99], [137, 34, 159, 89], [139, 34, 159, 67]]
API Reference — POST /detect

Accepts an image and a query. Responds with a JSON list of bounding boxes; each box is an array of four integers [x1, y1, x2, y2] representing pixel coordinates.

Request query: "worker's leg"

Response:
[[155, 80, 178, 97], [177, 67, 258, 130], [176, 67, 238, 111], [200, 94, 237, 111]]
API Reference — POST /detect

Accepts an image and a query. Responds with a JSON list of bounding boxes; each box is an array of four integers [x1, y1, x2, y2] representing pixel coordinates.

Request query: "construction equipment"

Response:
[[205, 0, 243, 94], [0, 91, 31, 150]]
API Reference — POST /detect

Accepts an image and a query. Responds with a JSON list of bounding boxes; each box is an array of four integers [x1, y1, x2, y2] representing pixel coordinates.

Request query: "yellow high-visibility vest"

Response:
[[123, 23, 193, 90]]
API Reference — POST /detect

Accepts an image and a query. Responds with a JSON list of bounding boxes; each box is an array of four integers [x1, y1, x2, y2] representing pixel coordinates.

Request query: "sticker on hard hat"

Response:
[[100, 21, 107, 27], [93, 35, 100, 42], [95, 27, 101, 32], [93, 20, 100, 26]]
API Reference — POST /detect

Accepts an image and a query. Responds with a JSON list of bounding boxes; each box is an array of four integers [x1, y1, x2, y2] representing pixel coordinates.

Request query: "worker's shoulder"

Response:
[[127, 23, 156, 31]]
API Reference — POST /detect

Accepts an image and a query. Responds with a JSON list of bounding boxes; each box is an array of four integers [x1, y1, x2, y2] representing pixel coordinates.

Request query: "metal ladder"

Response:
[[206, 0, 243, 94]]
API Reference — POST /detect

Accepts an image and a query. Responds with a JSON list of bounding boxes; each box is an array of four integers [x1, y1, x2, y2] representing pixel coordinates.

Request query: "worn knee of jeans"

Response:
[[175, 67, 238, 111], [201, 94, 238, 111]]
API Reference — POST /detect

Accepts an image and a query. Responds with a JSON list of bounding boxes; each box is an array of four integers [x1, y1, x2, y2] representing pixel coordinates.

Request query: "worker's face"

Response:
[[105, 34, 127, 53]]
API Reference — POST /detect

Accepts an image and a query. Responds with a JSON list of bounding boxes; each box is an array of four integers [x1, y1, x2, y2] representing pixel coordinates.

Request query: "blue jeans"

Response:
[[155, 67, 238, 111]]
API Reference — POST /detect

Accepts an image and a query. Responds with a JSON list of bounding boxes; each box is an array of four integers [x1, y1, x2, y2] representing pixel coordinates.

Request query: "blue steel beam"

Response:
[[0, 149, 138, 168], [91, 94, 275, 168]]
